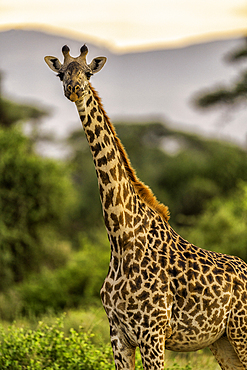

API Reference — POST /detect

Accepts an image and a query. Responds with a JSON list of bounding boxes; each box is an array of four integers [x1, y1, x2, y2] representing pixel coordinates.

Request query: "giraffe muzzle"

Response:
[[66, 84, 81, 102]]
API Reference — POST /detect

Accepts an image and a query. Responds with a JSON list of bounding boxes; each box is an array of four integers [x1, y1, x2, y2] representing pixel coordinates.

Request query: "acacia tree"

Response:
[[0, 72, 47, 129], [195, 38, 247, 109]]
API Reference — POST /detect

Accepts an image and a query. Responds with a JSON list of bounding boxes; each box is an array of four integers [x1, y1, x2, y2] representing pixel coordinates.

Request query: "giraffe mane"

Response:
[[90, 84, 170, 222]]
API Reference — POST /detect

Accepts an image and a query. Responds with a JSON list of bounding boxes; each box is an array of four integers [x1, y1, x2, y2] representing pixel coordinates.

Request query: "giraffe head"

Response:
[[44, 45, 107, 102]]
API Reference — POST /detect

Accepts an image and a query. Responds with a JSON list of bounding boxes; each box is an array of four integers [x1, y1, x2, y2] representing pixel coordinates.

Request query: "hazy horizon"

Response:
[[1, 0, 247, 53], [1, 28, 247, 160]]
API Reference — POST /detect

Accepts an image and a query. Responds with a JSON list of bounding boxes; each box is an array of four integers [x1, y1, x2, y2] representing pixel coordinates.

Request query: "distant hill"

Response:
[[0, 29, 246, 147]]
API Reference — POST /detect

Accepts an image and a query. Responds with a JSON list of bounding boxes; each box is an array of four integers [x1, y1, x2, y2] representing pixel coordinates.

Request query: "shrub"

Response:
[[0, 316, 114, 370], [0, 316, 196, 370]]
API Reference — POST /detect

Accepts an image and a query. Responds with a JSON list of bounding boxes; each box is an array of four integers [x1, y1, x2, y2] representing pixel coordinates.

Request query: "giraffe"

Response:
[[45, 45, 247, 370]]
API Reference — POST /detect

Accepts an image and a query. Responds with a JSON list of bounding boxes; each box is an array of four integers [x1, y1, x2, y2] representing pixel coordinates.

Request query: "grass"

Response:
[[165, 349, 220, 370]]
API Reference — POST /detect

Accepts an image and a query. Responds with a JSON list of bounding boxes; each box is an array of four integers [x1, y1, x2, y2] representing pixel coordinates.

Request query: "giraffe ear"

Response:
[[44, 56, 62, 73], [89, 57, 107, 74]]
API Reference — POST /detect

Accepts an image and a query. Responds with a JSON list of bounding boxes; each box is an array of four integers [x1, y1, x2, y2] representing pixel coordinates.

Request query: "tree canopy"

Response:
[[195, 38, 247, 109], [0, 80, 74, 290]]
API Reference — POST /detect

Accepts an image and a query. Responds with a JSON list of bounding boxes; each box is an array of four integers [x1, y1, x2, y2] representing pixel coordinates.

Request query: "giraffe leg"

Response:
[[138, 333, 166, 370], [209, 335, 244, 370], [226, 313, 247, 369], [110, 324, 136, 370]]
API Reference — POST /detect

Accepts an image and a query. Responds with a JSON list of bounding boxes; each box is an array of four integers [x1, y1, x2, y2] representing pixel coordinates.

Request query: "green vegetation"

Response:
[[2, 63, 247, 368], [195, 37, 247, 110], [67, 120, 247, 238], [0, 126, 74, 290], [0, 316, 114, 370], [0, 315, 207, 370], [180, 182, 247, 260]]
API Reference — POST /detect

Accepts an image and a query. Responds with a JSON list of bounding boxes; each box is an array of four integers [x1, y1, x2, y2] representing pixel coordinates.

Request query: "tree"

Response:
[[0, 77, 74, 290], [0, 72, 47, 129], [0, 126, 74, 290], [195, 38, 247, 109], [180, 182, 247, 262]]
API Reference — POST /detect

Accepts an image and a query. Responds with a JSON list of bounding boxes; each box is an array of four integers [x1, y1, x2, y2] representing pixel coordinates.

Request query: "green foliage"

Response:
[[0, 80, 236, 370], [195, 72, 247, 108], [0, 317, 114, 370], [196, 87, 237, 108], [0, 126, 74, 289], [0, 316, 198, 370], [228, 37, 247, 62], [0, 95, 47, 128], [195, 38, 247, 109], [113, 122, 247, 220], [67, 122, 247, 235], [180, 182, 247, 261], [166, 364, 192, 370], [67, 120, 247, 247], [0, 233, 110, 320], [1, 119, 247, 318]]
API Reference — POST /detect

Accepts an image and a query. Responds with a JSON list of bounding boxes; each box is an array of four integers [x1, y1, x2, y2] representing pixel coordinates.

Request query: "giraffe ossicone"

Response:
[[45, 45, 247, 370]]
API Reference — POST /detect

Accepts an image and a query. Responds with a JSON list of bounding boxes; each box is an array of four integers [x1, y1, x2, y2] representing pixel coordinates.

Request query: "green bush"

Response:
[[0, 316, 196, 370], [0, 127, 74, 289], [6, 233, 110, 318], [180, 182, 247, 261], [0, 317, 114, 370]]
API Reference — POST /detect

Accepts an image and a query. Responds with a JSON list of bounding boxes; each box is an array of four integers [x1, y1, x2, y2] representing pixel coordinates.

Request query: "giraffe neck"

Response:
[[75, 84, 169, 251]]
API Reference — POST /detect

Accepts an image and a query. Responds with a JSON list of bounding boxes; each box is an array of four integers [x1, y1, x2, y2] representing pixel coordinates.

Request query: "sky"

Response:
[[1, 0, 247, 52]]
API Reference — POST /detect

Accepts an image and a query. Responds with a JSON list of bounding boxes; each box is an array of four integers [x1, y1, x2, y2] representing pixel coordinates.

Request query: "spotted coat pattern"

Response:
[[45, 46, 247, 370]]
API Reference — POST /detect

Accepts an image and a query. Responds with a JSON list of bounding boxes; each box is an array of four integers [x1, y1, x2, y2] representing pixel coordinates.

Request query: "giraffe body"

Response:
[[45, 46, 247, 369]]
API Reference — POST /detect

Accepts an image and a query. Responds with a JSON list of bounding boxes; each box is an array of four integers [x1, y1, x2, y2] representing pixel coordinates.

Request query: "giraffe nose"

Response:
[[66, 84, 81, 102], [67, 84, 80, 93]]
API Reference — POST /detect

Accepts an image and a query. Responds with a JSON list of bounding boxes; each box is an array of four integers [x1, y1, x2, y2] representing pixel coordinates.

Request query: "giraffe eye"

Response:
[[85, 71, 93, 79], [57, 72, 64, 81]]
